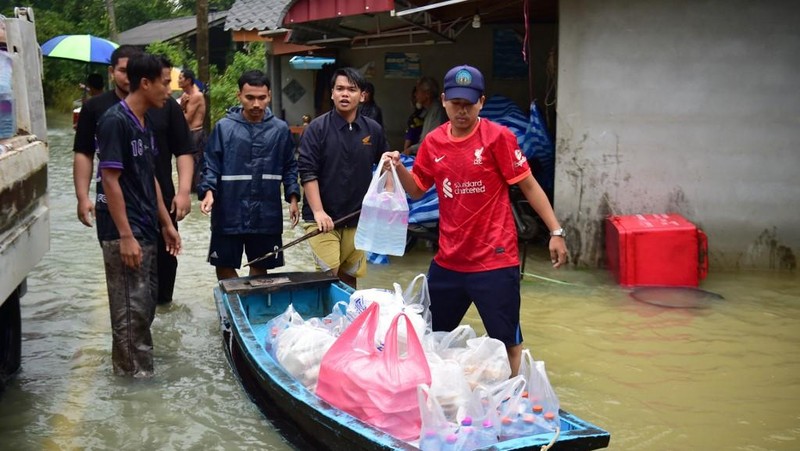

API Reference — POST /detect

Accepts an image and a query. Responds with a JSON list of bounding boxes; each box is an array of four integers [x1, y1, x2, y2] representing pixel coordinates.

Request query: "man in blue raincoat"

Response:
[[198, 70, 300, 280]]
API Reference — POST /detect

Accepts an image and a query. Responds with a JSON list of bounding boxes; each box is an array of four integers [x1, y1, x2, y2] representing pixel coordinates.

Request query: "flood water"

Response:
[[1, 114, 798, 450]]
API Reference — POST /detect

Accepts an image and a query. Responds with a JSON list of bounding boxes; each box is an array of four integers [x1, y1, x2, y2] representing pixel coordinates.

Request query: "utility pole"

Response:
[[196, 0, 210, 131], [105, 0, 118, 41]]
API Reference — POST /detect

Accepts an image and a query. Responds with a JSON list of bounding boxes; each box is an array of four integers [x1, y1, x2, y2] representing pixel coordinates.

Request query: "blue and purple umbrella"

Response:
[[41, 34, 119, 64]]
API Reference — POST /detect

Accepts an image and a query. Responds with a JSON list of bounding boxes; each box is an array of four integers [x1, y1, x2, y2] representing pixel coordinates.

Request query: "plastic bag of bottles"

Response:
[[0, 49, 16, 140], [417, 384, 458, 450], [527, 359, 561, 431], [354, 157, 409, 256]]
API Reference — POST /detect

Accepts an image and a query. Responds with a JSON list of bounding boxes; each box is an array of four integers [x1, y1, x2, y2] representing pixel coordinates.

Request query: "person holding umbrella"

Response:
[[73, 45, 194, 305]]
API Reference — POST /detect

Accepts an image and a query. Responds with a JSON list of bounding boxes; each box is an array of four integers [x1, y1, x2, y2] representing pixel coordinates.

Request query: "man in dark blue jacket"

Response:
[[198, 70, 300, 280]]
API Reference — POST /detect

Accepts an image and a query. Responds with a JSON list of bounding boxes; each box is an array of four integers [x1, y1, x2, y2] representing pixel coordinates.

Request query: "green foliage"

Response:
[[209, 42, 266, 125], [115, 0, 178, 33], [146, 41, 192, 70], [42, 59, 93, 113], [174, 0, 237, 14]]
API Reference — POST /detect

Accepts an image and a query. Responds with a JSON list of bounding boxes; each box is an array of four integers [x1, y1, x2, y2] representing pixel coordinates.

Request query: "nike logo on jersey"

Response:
[[435, 155, 446, 163]]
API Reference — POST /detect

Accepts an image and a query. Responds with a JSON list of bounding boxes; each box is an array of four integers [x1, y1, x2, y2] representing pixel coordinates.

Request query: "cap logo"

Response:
[[455, 69, 473, 86]]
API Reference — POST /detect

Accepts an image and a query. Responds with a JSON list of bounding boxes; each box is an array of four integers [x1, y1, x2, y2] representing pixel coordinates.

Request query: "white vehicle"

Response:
[[0, 7, 49, 391]]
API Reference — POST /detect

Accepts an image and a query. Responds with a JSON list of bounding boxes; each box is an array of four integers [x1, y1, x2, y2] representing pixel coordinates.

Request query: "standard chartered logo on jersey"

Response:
[[442, 178, 485, 199]]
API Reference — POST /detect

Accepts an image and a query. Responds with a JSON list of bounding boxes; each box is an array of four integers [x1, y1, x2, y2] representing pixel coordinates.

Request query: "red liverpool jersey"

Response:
[[412, 118, 531, 272]]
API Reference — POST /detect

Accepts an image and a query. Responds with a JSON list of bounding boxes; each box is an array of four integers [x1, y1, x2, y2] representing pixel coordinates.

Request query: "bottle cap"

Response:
[[523, 413, 535, 423], [424, 429, 438, 438], [482, 419, 493, 428], [544, 411, 556, 421], [501, 416, 513, 425], [461, 416, 472, 426], [445, 434, 458, 443], [532, 404, 543, 414]]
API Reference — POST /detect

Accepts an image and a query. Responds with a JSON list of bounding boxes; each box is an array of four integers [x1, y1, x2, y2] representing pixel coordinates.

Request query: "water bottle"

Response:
[[457, 417, 475, 450], [440, 433, 459, 451], [531, 404, 548, 433], [264, 326, 281, 355], [520, 413, 537, 436], [499, 414, 526, 441], [542, 411, 558, 431], [517, 392, 532, 416], [475, 419, 498, 448], [499, 416, 515, 441], [419, 429, 442, 451], [0, 51, 15, 140]]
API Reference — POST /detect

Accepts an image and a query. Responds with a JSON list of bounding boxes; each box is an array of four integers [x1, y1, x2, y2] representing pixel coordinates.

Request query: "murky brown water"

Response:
[[1, 114, 798, 450]]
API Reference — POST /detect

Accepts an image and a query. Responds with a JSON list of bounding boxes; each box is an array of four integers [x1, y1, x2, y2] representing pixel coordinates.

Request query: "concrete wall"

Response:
[[279, 23, 558, 149], [556, 0, 800, 270]]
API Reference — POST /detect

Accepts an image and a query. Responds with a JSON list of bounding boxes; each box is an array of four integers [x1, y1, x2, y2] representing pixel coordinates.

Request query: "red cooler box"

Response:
[[606, 213, 708, 287]]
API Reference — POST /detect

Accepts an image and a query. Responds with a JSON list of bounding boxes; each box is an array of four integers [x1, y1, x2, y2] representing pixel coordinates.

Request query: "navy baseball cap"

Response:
[[443, 65, 485, 104]]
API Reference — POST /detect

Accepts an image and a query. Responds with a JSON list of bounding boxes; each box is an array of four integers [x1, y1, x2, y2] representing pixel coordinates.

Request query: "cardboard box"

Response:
[[605, 213, 708, 287]]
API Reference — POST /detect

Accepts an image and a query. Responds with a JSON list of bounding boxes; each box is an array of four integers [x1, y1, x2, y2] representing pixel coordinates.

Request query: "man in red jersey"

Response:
[[383, 65, 568, 375]]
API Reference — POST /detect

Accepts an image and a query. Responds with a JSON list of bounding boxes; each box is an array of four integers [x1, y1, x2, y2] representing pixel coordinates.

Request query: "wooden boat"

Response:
[[214, 272, 611, 450]]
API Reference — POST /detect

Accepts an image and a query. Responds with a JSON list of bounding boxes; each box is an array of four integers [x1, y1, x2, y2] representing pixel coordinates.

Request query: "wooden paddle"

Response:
[[244, 209, 361, 267]]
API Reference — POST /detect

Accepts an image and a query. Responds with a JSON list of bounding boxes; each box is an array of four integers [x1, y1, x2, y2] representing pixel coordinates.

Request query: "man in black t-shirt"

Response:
[[73, 45, 193, 305], [298, 68, 388, 288], [95, 53, 181, 377]]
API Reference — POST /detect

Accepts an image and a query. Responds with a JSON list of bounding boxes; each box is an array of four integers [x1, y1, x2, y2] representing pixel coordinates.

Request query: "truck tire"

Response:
[[0, 291, 22, 393]]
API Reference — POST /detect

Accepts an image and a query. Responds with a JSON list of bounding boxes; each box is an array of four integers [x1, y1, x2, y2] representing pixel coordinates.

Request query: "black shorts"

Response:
[[427, 260, 523, 346], [208, 233, 284, 270]]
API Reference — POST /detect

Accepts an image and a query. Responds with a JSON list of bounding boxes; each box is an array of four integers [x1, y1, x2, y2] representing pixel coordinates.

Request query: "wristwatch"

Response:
[[550, 228, 565, 237]]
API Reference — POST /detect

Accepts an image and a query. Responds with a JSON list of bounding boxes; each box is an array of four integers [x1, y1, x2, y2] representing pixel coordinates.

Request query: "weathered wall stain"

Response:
[[744, 228, 797, 270], [558, 130, 630, 268]]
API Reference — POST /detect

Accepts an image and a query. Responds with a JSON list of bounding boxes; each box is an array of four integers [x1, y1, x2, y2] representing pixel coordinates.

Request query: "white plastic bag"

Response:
[[275, 322, 337, 390], [402, 274, 432, 334], [422, 324, 476, 361], [264, 304, 304, 357], [354, 157, 409, 256], [348, 285, 426, 350], [455, 337, 512, 389], [426, 353, 472, 422], [528, 360, 561, 431]]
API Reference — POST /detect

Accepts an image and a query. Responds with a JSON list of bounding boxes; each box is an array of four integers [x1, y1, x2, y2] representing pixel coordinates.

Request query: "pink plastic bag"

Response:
[[316, 302, 432, 441]]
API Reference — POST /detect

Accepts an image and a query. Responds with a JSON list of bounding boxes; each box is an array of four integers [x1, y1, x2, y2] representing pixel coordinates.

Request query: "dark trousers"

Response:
[[101, 240, 157, 377], [155, 210, 178, 304]]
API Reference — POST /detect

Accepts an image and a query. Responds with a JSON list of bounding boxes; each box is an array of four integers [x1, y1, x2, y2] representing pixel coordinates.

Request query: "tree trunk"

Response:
[[105, 0, 118, 41], [196, 0, 210, 131]]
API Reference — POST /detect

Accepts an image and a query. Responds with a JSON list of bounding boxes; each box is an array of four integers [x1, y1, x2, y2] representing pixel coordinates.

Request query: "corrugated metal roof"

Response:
[[283, 0, 394, 25], [224, 0, 294, 31], [118, 11, 228, 45]]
